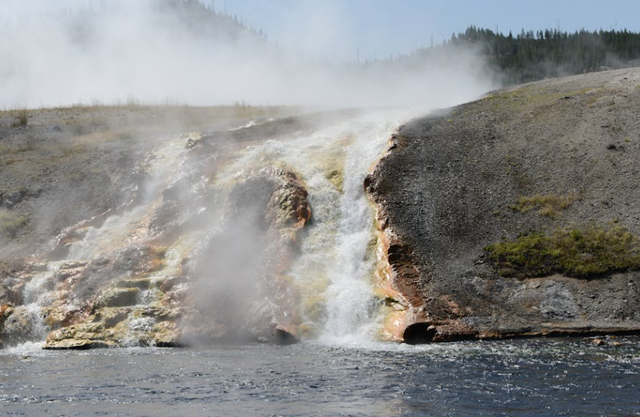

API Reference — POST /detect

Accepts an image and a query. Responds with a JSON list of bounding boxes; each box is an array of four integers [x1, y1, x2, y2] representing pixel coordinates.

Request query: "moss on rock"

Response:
[[485, 223, 640, 278]]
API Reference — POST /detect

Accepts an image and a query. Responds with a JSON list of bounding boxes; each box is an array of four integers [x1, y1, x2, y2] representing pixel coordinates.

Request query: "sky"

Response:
[[4, 0, 640, 62], [220, 0, 640, 62], [1, 0, 638, 108], [0, 0, 496, 108]]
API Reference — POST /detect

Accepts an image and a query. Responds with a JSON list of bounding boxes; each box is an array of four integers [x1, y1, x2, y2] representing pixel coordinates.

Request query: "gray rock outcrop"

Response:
[[367, 68, 640, 342]]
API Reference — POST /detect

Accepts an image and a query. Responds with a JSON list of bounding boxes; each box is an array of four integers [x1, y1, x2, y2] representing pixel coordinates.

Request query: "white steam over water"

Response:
[[0, 1, 496, 347], [218, 109, 418, 343], [18, 109, 415, 345], [0, 0, 495, 108]]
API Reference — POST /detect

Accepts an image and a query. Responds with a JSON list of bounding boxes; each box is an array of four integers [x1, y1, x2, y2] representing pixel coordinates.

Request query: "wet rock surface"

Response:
[[181, 167, 310, 345], [0, 107, 321, 349], [36, 166, 310, 348], [368, 68, 640, 342]]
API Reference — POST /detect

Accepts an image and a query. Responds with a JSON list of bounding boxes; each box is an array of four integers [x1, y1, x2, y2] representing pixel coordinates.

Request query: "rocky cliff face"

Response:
[[0, 106, 405, 349], [0, 108, 319, 348], [37, 166, 311, 349], [366, 68, 640, 343]]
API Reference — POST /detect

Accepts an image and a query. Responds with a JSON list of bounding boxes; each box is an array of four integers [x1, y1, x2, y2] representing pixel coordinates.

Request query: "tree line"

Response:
[[448, 26, 640, 84]]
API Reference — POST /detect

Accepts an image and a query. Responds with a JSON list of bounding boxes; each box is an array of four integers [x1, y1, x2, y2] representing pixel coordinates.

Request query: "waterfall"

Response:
[[2, 110, 417, 348], [317, 116, 399, 344], [209, 109, 416, 344], [268, 110, 415, 344], [21, 265, 59, 341]]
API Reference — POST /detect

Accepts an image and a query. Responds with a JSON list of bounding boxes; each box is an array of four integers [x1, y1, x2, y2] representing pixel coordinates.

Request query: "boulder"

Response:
[[183, 166, 310, 344], [94, 287, 140, 309], [1, 306, 36, 344], [115, 278, 152, 290], [274, 324, 298, 345], [152, 321, 183, 347], [160, 275, 188, 293], [43, 297, 90, 329], [0, 305, 11, 343], [92, 307, 131, 328], [43, 338, 114, 350]]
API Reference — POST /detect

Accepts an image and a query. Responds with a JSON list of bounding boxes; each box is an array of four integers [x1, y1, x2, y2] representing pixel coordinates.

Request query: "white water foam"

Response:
[[0, 341, 48, 356], [219, 109, 418, 345], [20, 263, 64, 342], [316, 113, 412, 345]]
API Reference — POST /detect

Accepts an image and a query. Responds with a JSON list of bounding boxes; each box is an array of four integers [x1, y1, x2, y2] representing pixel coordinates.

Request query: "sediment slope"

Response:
[[367, 68, 640, 342]]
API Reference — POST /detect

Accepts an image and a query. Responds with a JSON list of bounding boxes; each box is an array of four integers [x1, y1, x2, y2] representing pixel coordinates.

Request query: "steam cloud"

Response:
[[0, 0, 496, 109]]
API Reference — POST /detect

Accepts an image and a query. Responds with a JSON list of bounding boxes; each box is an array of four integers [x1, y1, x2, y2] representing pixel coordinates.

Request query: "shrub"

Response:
[[11, 110, 28, 128], [485, 223, 640, 278]]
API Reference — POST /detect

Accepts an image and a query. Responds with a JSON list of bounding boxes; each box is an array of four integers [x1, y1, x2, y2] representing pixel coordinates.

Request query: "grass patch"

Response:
[[511, 193, 573, 218], [11, 110, 28, 127], [485, 223, 640, 278], [0, 210, 28, 238]]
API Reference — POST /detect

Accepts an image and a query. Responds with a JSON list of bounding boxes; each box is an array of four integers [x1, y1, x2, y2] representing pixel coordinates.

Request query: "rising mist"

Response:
[[0, 0, 497, 348], [0, 0, 496, 109]]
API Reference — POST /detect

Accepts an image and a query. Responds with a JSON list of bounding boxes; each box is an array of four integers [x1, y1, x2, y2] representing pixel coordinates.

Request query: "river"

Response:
[[1, 337, 639, 416]]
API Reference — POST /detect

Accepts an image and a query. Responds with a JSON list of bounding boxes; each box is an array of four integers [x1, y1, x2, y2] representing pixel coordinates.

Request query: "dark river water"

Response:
[[1, 337, 640, 417]]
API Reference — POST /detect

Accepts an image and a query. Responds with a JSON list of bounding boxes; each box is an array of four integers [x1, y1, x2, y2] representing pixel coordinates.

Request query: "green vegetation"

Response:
[[0, 210, 28, 238], [11, 110, 28, 128], [511, 194, 573, 218], [485, 223, 640, 278], [438, 26, 640, 84]]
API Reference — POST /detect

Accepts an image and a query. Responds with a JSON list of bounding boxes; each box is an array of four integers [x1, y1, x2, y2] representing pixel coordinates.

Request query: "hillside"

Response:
[[4, 69, 640, 348], [367, 68, 640, 342]]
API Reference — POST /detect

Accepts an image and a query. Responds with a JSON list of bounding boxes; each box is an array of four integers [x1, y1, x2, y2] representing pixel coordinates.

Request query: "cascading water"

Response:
[[2, 110, 417, 349], [316, 117, 401, 344], [40, 134, 202, 347], [297, 113, 414, 344], [20, 264, 60, 341], [217, 110, 417, 344]]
